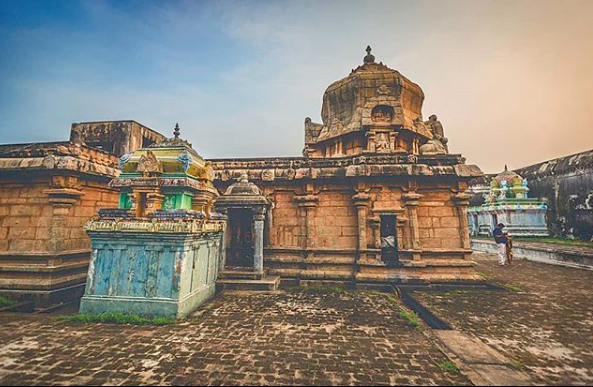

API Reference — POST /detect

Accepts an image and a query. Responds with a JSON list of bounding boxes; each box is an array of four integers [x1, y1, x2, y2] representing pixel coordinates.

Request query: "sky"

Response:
[[0, 0, 592, 173]]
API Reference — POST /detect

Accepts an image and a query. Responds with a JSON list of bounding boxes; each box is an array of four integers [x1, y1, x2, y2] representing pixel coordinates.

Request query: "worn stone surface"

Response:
[[0, 291, 470, 386], [414, 252, 593, 385]]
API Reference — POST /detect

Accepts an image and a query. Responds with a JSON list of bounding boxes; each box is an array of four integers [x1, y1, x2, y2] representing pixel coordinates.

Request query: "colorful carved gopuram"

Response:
[[80, 125, 225, 317], [468, 166, 549, 237]]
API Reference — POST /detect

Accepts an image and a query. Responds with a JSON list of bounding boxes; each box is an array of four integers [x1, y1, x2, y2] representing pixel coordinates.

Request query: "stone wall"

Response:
[[0, 142, 121, 305], [211, 154, 481, 283], [514, 149, 593, 240]]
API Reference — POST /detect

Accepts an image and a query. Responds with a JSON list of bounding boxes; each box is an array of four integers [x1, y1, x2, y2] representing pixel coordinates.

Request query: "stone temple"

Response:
[[0, 47, 483, 308]]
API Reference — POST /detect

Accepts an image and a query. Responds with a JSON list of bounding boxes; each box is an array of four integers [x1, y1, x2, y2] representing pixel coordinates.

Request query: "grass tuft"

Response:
[[476, 271, 493, 281], [441, 289, 472, 297], [0, 296, 14, 307], [286, 285, 348, 294], [506, 359, 526, 371], [58, 312, 176, 325], [399, 308, 421, 329], [499, 283, 522, 292], [437, 360, 460, 373]]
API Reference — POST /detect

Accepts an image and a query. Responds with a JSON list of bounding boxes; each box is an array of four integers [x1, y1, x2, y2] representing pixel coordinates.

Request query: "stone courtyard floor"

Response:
[[0, 290, 470, 386], [0, 252, 591, 386], [415, 252, 593, 385]]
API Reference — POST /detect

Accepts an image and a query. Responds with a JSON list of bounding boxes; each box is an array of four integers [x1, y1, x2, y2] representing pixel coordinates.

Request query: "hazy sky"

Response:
[[1, 0, 592, 173]]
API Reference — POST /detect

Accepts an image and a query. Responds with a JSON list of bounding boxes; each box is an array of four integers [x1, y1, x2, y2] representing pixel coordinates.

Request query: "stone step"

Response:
[[216, 276, 280, 292], [218, 269, 267, 280]]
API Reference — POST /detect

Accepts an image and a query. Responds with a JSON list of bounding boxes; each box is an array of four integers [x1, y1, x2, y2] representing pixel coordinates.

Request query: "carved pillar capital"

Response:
[[295, 194, 319, 208], [401, 192, 423, 205], [352, 192, 371, 207], [452, 192, 473, 206]]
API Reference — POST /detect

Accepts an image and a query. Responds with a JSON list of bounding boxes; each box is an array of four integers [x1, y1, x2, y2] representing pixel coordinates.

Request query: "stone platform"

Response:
[[472, 238, 593, 269], [216, 269, 280, 292]]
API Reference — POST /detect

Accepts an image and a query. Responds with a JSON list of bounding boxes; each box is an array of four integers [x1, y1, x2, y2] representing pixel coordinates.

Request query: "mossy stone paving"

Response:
[[415, 252, 593, 385], [0, 291, 469, 386]]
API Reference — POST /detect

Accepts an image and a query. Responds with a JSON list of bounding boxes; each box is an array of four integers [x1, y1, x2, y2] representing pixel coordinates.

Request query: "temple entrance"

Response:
[[380, 214, 401, 266], [227, 208, 255, 268]]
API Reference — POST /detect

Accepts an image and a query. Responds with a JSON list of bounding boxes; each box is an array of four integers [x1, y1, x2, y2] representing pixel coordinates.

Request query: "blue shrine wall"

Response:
[[80, 232, 224, 318]]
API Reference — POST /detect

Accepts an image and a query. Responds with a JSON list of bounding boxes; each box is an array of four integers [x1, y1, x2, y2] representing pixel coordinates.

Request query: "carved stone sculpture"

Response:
[[137, 150, 163, 176]]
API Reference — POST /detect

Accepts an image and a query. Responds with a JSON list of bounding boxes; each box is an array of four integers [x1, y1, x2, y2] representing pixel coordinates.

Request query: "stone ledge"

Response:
[[472, 239, 593, 270]]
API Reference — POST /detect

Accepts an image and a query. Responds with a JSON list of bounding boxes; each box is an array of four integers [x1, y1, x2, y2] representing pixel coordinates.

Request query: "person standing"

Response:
[[492, 223, 509, 266]]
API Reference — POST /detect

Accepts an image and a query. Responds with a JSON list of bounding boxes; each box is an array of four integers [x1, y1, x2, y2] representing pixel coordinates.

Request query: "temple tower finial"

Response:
[[174, 123, 180, 139], [364, 45, 375, 63]]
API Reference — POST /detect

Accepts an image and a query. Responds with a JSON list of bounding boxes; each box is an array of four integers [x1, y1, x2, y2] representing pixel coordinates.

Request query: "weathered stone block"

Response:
[[429, 207, 455, 217], [9, 205, 41, 217], [434, 228, 460, 238]]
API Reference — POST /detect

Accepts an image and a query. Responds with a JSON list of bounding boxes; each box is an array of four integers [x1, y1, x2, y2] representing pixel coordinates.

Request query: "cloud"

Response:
[[1, 0, 592, 172]]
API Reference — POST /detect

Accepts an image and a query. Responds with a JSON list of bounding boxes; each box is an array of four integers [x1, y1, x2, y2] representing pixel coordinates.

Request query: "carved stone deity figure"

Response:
[[375, 133, 391, 151], [426, 115, 445, 140], [137, 150, 163, 176], [419, 115, 449, 155]]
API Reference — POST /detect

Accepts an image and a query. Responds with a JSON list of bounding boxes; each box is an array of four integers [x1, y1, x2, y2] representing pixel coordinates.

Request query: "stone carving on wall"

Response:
[[137, 150, 163, 176], [375, 133, 391, 152], [419, 115, 449, 155], [377, 84, 391, 96], [371, 105, 394, 124], [372, 109, 392, 123], [261, 169, 275, 181], [426, 115, 445, 140]]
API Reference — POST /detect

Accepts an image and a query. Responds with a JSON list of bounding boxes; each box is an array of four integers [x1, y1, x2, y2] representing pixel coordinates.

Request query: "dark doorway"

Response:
[[227, 208, 254, 267], [380, 214, 401, 267]]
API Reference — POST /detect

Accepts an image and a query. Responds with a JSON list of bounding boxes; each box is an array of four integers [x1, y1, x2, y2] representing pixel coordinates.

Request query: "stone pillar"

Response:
[[353, 192, 371, 257], [369, 216, 381, 249], [402, 192, 422, 260], [253, 209, 265, 273], [145, 192, 164, 216], [295, 195, 319, 250], [453, 192, 473, 254]]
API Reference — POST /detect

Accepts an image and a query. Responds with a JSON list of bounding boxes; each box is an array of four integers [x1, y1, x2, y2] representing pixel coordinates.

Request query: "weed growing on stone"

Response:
[[499, 283, 522, 292], [58, 313, 176, 325], [506, 360, 526, 371], [0, 296, 14, 307], [437, 360, 460, 373], [476, 271, 492, 281], [441, 289, 472, 297], [399, 308, 421, 329], [286, 285, 348, 294]]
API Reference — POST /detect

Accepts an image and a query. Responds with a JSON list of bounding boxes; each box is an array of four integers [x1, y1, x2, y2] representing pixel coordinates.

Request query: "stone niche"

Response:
[[80, 125, 225, 318]]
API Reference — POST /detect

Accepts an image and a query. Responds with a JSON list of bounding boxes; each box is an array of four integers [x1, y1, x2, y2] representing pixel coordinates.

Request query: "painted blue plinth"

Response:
[[80, 231, 224, 318]]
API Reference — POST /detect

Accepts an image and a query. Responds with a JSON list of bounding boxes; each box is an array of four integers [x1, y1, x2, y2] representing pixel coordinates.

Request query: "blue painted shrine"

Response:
[[80, 125, 225, 318]]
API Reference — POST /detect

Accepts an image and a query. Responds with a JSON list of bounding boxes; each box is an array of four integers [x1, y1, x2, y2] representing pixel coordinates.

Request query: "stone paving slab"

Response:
[[433, 331, 531, 386], [0, 291, 470, 386], [415, 252, 593, 385]]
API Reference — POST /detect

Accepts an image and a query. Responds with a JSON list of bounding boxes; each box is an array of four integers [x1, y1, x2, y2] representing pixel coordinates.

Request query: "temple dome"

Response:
[[493, 166, 523, 186], [224, 174, 263, 196], [320, 46, 425, 133], [216, 174, 270, 207]]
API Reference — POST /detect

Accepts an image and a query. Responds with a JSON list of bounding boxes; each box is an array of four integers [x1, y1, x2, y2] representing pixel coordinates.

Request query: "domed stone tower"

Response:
[[210, 47, 483, 283], [304, 46, 444, 158]]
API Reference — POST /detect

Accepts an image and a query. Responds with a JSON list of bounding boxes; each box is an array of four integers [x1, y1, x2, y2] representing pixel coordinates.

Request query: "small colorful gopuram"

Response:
[[80, 125, 225, 317], [468, 166, 548, 237]]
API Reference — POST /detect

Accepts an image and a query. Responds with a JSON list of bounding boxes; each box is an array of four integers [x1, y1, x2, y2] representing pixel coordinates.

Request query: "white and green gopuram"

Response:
[[80, 125, 226, 318], [468, 167, 549, 237]]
